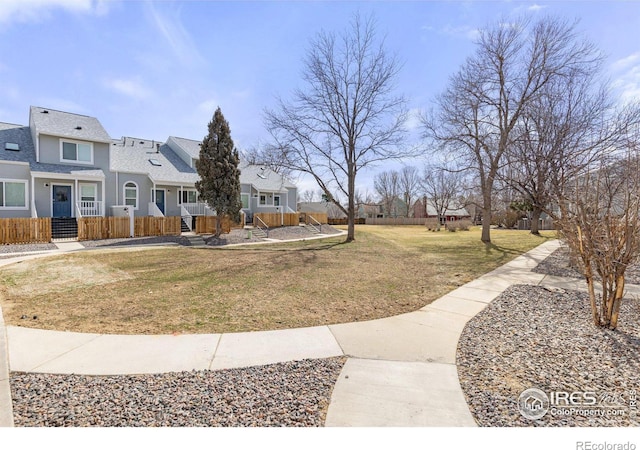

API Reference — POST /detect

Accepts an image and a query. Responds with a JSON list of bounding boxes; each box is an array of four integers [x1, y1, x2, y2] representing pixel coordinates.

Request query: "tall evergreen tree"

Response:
[[195, 107, 242, 237]]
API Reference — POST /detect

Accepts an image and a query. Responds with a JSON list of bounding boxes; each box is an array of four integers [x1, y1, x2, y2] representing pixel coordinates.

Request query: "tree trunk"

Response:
[[436, 213, 441, 231], [346, 164, 356, 243], [215, 215, 222, 237], [530, 206, 542, 235], [481, 179, 493, 243]]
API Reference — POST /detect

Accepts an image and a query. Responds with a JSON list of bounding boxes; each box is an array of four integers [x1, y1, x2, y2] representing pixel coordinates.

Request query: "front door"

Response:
[[52, 185, 72, 218], [154, 189, 165, 215]]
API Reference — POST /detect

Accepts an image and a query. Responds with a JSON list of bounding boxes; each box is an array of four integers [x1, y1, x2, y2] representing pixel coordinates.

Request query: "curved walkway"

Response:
[[0, 237, 574, 427]]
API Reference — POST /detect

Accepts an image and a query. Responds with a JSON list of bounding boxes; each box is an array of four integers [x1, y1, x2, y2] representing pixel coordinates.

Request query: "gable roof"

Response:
[[30, 106, 112, 143], [110, 137, 199, 185], [0, 122, 35, 164], [167, 136, 201, 160], [239, 162, 296, 193]]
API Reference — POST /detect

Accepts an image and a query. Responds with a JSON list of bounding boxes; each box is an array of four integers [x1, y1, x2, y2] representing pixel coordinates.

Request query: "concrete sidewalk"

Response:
[[0, 238, 574, 427]]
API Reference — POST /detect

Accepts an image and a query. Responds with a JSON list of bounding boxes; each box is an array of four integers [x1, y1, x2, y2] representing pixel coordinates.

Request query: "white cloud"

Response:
[[430, 24, 480, 41], [198, 99, 220, 115], [611, 52, 640, 72], [146, 2, 205, 67], [0, 0, 109, 24], [528, 4, 548, 12], [405, 108, 423, 132], [609, 52, 640, 103], [103, 77, 153, 100]]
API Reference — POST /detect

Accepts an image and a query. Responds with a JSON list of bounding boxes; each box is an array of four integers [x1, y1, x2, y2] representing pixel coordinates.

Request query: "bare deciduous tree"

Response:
[[374, 170, 400, 217], [555, 145, 640, 329], [399, 165, 421, 217], [421, 164, 463, 231], [424, 16, 600, 243], [264, 14, 408, 242]]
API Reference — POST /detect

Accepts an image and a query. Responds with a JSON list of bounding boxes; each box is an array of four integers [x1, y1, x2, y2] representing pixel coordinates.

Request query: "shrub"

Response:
[[425, 218, 440, 231]]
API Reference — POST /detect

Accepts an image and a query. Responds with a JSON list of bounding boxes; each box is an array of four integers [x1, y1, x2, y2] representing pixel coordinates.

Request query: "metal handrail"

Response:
[[180, 205, 193, 231], [255, 215, 269, 238], [307, 214, 322, 232]]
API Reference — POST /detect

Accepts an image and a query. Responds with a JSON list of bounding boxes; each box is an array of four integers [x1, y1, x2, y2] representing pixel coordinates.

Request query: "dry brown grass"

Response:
[[0, 226, 555, 334]]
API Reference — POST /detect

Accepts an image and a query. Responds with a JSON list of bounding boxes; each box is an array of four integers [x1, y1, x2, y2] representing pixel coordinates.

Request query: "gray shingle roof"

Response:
[[29, 161, 105, 177], [30, 106, 111, 143], [239, 162, 296, 193], [0, 122, 36, 164], [111, 137, 199, 185], [167, 136, 201, 159]]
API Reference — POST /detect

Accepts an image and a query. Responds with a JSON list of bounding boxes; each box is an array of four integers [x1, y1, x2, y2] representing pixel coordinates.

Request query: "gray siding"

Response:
[[38, 135, 111, 171], [0, 162, 31, 218], [115, 173, 151, 217]]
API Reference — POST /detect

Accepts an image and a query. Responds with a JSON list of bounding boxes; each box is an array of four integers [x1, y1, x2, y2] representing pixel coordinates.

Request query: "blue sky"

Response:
[[1, 0, 639, 195]]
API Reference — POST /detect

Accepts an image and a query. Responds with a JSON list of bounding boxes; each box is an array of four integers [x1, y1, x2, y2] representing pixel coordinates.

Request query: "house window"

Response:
[[123, 181, 138, 209], [241, 193, 249, 209], [178, 189, 198, 205], [61, 140, 93, 164], [0, 180, 27, 208], [259, 194, 266, 205], [80, 184, 96, 202], [274, 195, 281, 207]]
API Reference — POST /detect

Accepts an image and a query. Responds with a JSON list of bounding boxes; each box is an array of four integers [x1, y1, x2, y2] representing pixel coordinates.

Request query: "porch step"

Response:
[[51, 218, 78, 239], [180, 218, 190, 233], [183, 234, 206, 246], [251, 227, 267, 238], [304, 223, 321, 234]]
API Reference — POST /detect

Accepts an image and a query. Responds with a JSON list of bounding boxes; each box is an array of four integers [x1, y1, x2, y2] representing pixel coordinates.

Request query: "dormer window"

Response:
[[60, 139, 93, 164]]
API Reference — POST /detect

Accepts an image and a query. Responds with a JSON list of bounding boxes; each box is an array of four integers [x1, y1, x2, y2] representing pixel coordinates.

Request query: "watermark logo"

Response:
[[518, 387, 550, 420]]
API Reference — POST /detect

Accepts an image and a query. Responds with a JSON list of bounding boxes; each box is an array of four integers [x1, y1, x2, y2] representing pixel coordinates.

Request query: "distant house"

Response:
[[357, 203, 384, 219], [298, 201, 347, 220], [413, 197, 471, 222], [0, 106, 297, 227]]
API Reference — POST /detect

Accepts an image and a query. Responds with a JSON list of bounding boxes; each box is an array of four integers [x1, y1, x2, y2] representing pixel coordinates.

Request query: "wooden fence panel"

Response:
[[78, 217, 130, 241], [195, 216, 232, 234], [0, 218, 51, 244], [254, 213, 300, 228], [135, 216, 181, 237], [365, 217, 426, 225], [299, 212, 328, 225]]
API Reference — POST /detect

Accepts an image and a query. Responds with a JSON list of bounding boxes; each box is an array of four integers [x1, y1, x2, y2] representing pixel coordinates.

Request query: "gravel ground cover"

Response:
[[457, 284, 640, 426], [205, 225, 342, 246], [0, 243, 57, 254], [533, 247, 640, 285], [11, 357, 346, 427]]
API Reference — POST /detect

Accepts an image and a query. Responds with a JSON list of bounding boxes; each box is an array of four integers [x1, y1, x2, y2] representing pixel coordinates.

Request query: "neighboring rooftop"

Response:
[[30, 106, 112, 143], [110, 137, 199, 185], [0, 122, 35, 164]]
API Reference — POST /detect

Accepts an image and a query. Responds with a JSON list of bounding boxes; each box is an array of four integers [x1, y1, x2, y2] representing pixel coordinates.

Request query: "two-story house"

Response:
[[0, 106, 298, 231]]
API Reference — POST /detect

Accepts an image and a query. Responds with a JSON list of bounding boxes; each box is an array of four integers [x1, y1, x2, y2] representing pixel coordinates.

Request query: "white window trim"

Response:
[[123, 181, 139, 210], [79, 183, 97, 201], [241, 193, 250, 209], [177, 188, 198, 206], [60, 139, 94, 165], [0, 178, 28, 210], [274, 195, 281, 207]]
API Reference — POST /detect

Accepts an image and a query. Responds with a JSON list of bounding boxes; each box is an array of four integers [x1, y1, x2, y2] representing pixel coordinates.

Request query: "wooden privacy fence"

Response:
[[365, 217, 426, 225], [299, 212, 328, 224], [328, 218, 365, 225], [0, 218, 51, 244], [78, 217, 130, 241], [195, 216, 232, 234], [134, 216, 181, 237], [254, 212, 300, 228]]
